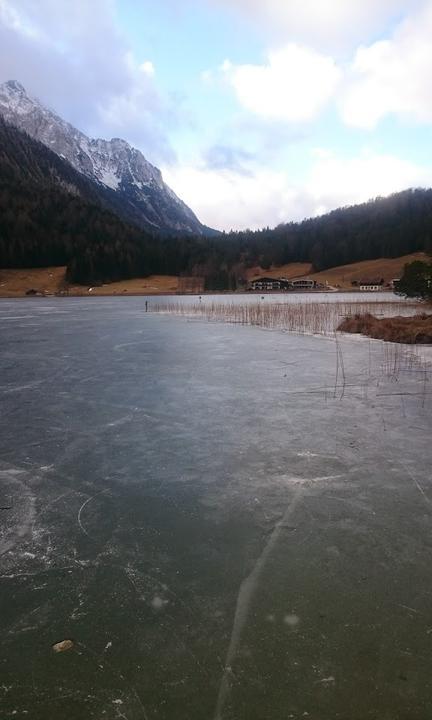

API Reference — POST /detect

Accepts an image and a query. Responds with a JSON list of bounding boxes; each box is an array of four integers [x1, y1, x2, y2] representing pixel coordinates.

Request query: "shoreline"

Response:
[[0, 287, 404, 299], [0, 253, 427, 297]]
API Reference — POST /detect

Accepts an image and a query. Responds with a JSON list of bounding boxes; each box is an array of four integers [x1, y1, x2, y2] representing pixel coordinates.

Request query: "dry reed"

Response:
[[337, 312, 432, 344], [152, 299, 421, 336], [151, 297, 431, 396]]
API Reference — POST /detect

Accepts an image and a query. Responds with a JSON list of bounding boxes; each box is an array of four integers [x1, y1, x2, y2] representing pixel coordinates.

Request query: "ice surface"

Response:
[[0, 297, 431, 720]]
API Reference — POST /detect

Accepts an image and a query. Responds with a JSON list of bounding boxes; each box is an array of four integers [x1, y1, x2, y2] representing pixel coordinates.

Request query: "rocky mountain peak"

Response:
[[0, 80, 206, 235], [4, 80, 26, 94]]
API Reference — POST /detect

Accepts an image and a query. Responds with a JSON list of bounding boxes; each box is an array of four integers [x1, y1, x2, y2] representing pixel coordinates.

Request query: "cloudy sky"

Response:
[[2, 0, 432, 231]]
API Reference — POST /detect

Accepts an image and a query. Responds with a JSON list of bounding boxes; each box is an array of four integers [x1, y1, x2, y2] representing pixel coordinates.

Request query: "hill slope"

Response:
[[0, 266, 182, 296], [309, 253, 430, 289], [0, 118, 193, 283], [0, 254, 427, 297], [226, 189, 432, 272], [0, 80, 208, 236]]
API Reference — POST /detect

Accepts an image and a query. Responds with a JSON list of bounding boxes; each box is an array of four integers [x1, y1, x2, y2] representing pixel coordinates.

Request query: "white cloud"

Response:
[[140, 61, 155, 77], [163, 164, 303, 231], [200, 69, 213, 84], [208, 0, 422, 51], [217, 3, 432, 132], [0, 0, 176, 162], [310, 147, 334, 160], [163, 150, 432, 231], [0, 0, 40, 38], [308, 150, 432, 210], [341, 2, 432, 128], [223, 45, 341, 123]]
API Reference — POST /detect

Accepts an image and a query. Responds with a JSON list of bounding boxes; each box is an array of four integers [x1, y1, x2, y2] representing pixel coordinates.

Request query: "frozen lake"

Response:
[[1, 298, 431, 720]]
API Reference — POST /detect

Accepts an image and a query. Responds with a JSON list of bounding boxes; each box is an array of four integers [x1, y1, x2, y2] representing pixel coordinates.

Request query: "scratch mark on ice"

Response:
[[32, 489, 76, 535], [400, 461, 432, 508], [213, 485, 304, 720], [77, 490, 108, 540]]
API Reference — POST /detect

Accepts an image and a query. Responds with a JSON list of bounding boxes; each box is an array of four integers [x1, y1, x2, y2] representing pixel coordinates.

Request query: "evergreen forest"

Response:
[[1, 118, 432, 289]]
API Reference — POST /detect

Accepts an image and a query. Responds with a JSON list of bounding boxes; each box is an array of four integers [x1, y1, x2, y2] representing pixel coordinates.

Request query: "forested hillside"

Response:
[[0, 80, 209, 236], [222, 189, 432, 272], [0, 119, 204, 283], [1, 118, 432, 288]]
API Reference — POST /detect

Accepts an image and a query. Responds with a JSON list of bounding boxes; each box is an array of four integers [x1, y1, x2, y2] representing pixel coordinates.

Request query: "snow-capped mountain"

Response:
[[0, 80, 206, 235]]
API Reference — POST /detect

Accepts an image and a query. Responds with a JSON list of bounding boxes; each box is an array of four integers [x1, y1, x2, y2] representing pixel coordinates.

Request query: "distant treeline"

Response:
[[222, 189, 432, 271], [1, 117, 432, 288]]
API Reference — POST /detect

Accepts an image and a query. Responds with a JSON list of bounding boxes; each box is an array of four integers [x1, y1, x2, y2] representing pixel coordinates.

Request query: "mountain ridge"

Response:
[[0, 117, 183, 281], [0, 80, 208, 235]]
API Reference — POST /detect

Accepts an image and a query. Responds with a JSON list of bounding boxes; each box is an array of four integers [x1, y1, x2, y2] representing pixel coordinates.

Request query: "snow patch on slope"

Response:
[[0, 80, 204, 234]]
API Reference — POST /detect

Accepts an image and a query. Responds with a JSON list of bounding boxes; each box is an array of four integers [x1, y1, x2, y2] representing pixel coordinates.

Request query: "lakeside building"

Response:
[[250, 277, 292, 291], [249, 277, 319, 291], [359, 281, 382, 291], [290, 279, 316, 290]]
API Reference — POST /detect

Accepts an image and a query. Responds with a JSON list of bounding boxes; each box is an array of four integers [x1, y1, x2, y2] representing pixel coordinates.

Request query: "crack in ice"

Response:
[[213, 485, 304, 720], [213, 472, 344, 720]]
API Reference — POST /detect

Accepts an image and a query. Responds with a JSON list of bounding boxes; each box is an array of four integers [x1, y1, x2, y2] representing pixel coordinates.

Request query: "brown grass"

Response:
[[0, 251, 428, 296], [0, 266, 67, 296], [71, 275, 181, 295], [338, 313, 432, 343], [245, 262, 313, 280], [309, 252, 429, 289], [245, 253, 428, 289], [0, 266, 184, 296]]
